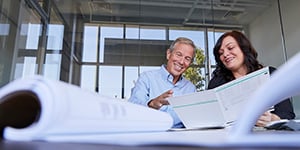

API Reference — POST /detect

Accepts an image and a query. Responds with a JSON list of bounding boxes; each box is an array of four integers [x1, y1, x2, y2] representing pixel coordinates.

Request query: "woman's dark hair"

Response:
[[212, 30, 263, 81]]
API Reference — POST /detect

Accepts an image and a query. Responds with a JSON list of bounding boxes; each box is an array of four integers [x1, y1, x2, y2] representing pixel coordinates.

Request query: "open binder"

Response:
[[0, 76, 173, 141]]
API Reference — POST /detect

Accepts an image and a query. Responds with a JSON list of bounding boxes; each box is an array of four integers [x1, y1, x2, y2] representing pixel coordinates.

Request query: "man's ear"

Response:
[[166, 49, 171, 60]]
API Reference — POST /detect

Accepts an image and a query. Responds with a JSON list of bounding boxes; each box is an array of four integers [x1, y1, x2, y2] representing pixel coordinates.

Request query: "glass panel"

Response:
[[99, 66, 122, 98], [13, 1, 42, 79], [83, 25, 99, 62], [0, 23, 9, 35], [0, 0, 16, 86], [20, 23, 41, 50], [140, 26, 166, 40], [80, 65, 97, 91], [124, 66, 138, 100], [14, 56, 37, 79], [47, 24, 64, 50], [124, 66, 160, 100], [169, 28, 205, 50], [44, 7, 64, 80], [207, 30, 226, 66], [125, 25, 139, 39], [43, 53, 61, 80], [100, 25, 123, 63]]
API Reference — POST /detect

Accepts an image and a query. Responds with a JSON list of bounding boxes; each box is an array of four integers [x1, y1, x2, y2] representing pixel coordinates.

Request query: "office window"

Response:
[[20, 23, 41, 50], [169, 28, 205, 49], [140, 26, 166, 40], [124, 66, 138, 99], [44, 6, 65, 80], [99, 65, 122, 98], [47, 24, 64, 50], [44, 53, 61, 80], [0, 23, 9, 35], [80, 24, 231, 98], [82, 25, 99, 62], [13, 1, 43, 79], [14, 57, 37, 79], [100, 25, 123, 63], [125, 25, 139, 39], [124, 66, 160, 99], [81, 65, 97, 91], [207, 31, 225, 66]]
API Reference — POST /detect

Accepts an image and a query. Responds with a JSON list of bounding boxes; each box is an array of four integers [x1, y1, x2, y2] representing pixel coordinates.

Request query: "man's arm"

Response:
[[128, 73, 151, 106]]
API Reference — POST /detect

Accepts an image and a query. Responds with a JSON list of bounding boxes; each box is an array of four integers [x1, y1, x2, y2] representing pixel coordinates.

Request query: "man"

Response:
[[128, 37, 197, 128]]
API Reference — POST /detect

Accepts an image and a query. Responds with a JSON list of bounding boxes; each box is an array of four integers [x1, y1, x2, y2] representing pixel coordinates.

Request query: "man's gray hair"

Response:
[[169, 37, 197, 59]]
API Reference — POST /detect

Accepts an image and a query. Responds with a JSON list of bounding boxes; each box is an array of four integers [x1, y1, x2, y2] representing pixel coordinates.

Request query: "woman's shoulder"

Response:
[[207, 75, 228, 89]]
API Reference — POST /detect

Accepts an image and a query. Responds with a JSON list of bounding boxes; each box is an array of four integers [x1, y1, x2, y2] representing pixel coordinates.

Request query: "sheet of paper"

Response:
[[168, 90, 226, 128], [168, 67, 270, 129], [215, 67, 270, 122]]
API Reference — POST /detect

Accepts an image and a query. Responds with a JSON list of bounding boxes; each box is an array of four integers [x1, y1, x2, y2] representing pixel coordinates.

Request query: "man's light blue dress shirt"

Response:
[[128, 65, 196, 128]]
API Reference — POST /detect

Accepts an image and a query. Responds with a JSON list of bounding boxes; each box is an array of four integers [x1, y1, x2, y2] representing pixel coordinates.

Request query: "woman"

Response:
[[208, 30, 295, 127]]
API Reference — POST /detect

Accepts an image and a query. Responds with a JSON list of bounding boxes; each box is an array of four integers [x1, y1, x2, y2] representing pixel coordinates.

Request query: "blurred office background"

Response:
[[0, 0, 299, 117]]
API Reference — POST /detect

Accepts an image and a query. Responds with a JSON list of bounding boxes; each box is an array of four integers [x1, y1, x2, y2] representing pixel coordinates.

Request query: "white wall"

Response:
[[280, 0, 300, 58], [248, 1, 284, 67], [247, 0, 300, 119], [249, 0, 300, 66]]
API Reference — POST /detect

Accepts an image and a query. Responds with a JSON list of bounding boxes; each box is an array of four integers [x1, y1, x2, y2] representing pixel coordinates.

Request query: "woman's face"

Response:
[[218, 36, 246, 72]]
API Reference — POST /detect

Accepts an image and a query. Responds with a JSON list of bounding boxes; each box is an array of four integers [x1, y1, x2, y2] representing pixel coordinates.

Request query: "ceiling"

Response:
[[55, 0, 276, 28]]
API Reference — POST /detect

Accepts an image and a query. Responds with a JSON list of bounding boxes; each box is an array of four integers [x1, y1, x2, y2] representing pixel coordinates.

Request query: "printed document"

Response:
[[168, 67, 271, 129]]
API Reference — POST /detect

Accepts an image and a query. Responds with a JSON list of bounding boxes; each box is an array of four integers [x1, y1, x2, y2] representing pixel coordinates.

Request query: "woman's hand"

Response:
[[147, 90, 172, 110], [256, 111, 281, 127]]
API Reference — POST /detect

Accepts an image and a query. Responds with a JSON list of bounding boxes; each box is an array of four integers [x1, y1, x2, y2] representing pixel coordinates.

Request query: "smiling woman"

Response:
[[208, 30, 295, 127]]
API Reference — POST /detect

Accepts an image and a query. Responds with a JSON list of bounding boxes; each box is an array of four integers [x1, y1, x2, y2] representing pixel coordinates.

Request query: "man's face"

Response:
[[166, 43, 194, 80]]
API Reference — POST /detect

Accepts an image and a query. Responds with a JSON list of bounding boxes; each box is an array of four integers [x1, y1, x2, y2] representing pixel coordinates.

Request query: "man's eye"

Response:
[[185, 57, 192, 62], [176, 52, 182, 56]]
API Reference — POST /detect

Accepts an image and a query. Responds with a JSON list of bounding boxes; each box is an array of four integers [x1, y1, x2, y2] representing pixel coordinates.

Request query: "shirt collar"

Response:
[[160, 64, 183, 84]]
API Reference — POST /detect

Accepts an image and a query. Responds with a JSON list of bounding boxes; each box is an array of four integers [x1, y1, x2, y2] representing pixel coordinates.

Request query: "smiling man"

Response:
[[128, 37, 197, 128]]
